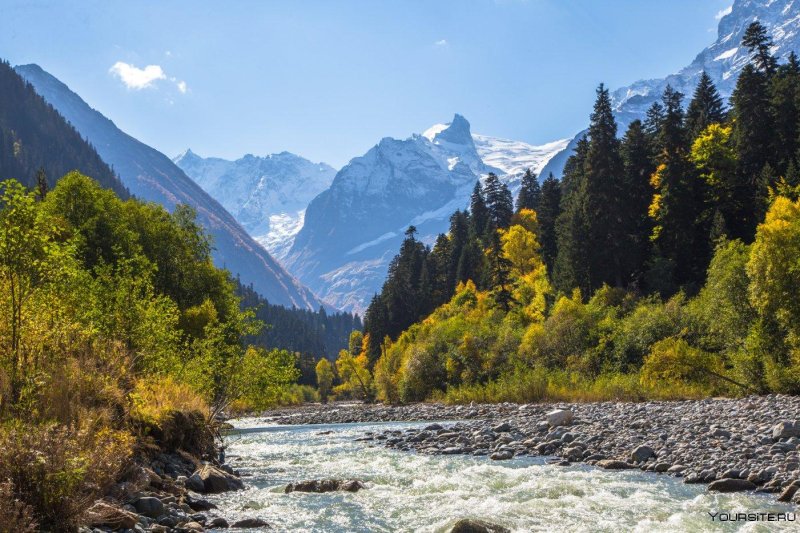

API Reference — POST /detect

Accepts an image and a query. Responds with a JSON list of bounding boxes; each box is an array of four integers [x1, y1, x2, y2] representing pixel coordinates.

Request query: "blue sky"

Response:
[[1, 0, 731, 167]]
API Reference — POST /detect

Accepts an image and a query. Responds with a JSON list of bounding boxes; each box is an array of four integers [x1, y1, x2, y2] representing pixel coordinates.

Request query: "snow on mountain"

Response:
[[473, 135, 570, 185], [284, 114, 565, 313], [174, 150, 336, 260], [540, 0, 800, 180]]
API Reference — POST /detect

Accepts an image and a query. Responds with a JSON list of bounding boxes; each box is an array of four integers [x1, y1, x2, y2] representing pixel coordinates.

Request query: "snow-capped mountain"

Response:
[[284, 114, 566, 313], [15, 64, 326, 311], [540, 0, 800, 180], [174, 150, 336, 259], [473, 135, 570, 190]]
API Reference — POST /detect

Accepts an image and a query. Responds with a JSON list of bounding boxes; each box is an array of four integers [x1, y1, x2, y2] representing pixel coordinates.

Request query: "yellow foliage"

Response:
[[129, 375, 209, 426], [501, 223, 543, 276]]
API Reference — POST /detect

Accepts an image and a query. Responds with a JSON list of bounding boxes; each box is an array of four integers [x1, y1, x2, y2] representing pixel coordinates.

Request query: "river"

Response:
[[207, 419, 796, 532]]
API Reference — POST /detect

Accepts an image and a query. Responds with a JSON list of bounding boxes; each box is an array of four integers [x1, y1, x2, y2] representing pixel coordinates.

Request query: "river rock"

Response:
[[232, 517, 271, 528], [708, 478, 757, 493], [208, 517, 230, 528], [546, 409, 573, 427], [185, 493, 217, 511], [490, 450, 513, 461], [191, 464, 244, 493], [596, 459, 634, 470], [133, 496, 165, 518], [773, 421, 800, 439], [83, 501, 138, 530], [630, 445, 656, 462], [778, 481, 800, 502], [285, 479, 366, 493], [450, 518, 511, 533]]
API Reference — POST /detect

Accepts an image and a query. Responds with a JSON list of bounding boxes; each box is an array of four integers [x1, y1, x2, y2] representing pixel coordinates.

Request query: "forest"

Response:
[[324, 22, 800, 404]]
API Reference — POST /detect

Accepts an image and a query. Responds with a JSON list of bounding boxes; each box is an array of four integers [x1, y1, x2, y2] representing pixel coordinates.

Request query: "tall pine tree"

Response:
[[583, 83, 632, 289], [538, 173, 561, 276], [515, 169, 541, 212], [648, 85, 706, 290], [685, 71, 726, 139], [621, 119, 655, 284]]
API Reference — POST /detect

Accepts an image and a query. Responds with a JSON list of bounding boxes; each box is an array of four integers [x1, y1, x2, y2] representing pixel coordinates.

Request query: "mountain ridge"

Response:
[[15, 63, 326, 311]]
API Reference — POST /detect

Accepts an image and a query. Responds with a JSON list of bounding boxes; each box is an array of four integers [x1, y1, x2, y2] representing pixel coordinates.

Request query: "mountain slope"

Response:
[[173, 149, 336, 260], [0, 60, 127, 196], [15, 64, 324, 310], [540, 0, 800, 180], [284, 114, 565, 313]]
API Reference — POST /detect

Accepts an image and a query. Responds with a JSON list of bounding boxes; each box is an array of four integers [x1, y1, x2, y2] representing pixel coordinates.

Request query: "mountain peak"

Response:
[[422, 113, 473, 148]]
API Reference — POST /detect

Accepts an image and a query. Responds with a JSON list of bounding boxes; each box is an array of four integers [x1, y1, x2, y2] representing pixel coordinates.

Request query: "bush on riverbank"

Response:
[[0, 174, 300, 528]]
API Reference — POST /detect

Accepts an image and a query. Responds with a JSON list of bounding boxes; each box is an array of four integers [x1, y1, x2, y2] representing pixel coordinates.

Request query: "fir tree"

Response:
[[742, 21, 777, 75], [470, 181, 489, 238], [554, 138, 591, 295], [731, 63, 773, 237], [620, 119, 655, 282], [484, 173, 514, 230], [582, 83, 631, 289], [537, 173, 561, 275], [515, 169, 541, 212], [685, 71, 726, 139], [649, 85, 707, 290], [769, 52, 800, 174]]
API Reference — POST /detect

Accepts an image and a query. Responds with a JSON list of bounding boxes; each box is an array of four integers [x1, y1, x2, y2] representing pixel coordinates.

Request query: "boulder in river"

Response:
[[630, 445, 656, 462], [707, 478, 757, 493], [232, 517, 271, 528], [450, 518, 511, 533], [285, 479, 366, 493], [546, 409, 573, 427], [190, 464, 244, 493], [596, 459, 634, 470]]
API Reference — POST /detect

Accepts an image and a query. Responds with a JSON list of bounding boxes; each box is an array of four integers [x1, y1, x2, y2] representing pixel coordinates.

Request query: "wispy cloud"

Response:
[[110, 61, 188, 94], [109, 62, 166, 89], [434, 39, 448, 47], [715, 5, 732, 20]]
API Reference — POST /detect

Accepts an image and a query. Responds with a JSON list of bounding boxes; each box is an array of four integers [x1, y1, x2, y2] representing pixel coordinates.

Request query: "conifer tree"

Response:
[[685, 71, 726, 139], [470, 181, 489, 238], [770, 52, 800, 174], [515, 169, 541, 212], [644, 101, 665, 150], [554, 138, 591, 295], [742, 21, 778, 75], [537, 173, 561, 275], [582, 83, 630, 289], [731, 63, 773, 237], [363, 294, 389, 364], [649, 85, 706, 289], [484, 229, 513, 310], [484, 173, 514, 230], [621, 119, 655, 282]]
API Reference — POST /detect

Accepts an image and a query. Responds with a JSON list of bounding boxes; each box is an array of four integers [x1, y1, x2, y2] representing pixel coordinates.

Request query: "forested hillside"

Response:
[[0, 61, 127, 197], [339, 22, 800, 404]]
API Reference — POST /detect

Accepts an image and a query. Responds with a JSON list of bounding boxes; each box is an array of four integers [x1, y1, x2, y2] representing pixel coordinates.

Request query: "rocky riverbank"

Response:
[[78, 449, 271, 533], [259, 396, 800, 505]]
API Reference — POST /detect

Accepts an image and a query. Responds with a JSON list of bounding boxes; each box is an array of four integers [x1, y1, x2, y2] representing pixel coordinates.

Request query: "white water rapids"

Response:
[[207, 420, 796, 532]]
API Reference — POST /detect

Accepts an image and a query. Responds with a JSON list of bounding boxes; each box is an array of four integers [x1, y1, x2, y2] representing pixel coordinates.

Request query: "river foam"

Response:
[[208, 420, 795, 532]]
